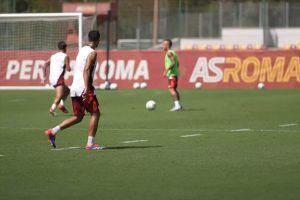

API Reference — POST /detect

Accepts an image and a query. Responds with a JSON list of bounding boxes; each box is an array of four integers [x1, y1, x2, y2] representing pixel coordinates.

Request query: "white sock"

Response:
[[59, 100, 64, 106], [174, 100, 181, 108], [51, 125, 60, 135], [50, 104, 57, 111], [87, 136, 94, 146]]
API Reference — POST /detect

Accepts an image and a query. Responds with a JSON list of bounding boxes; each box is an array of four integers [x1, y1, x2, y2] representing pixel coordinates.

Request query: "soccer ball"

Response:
[[195, 82, 202, 89], [146, 100, 156, 110], [140, 82, 148, 89], [110, 83, 118, 90], [257, 82, 264, 89], [133, 82, 140, 89]]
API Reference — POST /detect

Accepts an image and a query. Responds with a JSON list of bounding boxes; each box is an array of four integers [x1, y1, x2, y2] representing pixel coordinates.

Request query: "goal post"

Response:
[[0, 13, 97, 89]]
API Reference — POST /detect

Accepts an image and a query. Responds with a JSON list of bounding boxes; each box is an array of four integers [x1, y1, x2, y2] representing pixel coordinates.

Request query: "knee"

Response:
[[74, 115, 84, 123], [169, 89, 176, 95]]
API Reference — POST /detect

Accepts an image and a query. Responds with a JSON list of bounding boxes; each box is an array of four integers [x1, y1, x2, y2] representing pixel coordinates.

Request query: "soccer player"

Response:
[[45, 30, 103, 150], [162, 39, 182, 111], [42, 41, 71, 116]]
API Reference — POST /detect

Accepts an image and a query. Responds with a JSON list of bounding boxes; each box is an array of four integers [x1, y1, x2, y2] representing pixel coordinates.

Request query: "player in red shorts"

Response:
[[42, 41, 71, 116], [45, 30, 103, 150], [162, 39, 182, 111]]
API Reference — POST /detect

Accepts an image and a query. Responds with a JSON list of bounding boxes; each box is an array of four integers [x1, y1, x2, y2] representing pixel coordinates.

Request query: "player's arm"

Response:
[[65, 55, 71, 72], [41, 58, 50, 84], [83, 51, 97, 94]]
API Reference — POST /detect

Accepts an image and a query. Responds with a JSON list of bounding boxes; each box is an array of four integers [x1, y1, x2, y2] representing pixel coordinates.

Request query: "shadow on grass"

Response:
[[104, 145, 163, 150], [182, 108, 206, 112]]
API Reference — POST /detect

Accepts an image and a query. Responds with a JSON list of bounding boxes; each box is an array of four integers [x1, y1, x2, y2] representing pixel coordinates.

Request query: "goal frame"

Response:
[[0, 12, 83, 49]]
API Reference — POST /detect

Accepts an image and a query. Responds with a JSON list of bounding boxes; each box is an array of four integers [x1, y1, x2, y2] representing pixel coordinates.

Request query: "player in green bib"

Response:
[[162, 39, 182, 111]]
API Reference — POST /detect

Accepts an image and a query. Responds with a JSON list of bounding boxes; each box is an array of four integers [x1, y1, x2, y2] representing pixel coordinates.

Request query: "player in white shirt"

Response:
[[45, 30, 103, 150], [42, 41, 71, 116]]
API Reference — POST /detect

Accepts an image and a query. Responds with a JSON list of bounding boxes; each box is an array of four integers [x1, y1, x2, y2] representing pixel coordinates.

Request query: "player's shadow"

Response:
[[103, 145, 163, 150], [183, 108, 206, 112]]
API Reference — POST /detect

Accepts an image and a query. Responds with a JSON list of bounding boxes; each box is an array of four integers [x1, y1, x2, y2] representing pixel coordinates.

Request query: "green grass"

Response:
[[0, 89, 300, 200]]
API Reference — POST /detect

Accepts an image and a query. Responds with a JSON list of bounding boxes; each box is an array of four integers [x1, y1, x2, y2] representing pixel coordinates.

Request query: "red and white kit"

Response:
[[49, 52, 67, 87], [70, 46, 99, 116]]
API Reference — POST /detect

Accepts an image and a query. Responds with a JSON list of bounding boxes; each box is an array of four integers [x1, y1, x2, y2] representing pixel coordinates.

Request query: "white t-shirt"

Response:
[[70, 46, 95, 97], [49, 52, 67, 86]]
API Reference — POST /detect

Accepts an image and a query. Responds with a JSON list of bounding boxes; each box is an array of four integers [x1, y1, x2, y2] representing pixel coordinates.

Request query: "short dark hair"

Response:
[[164, 39, 172, 48], [88, 30, 100, 42], [58, 41, 67, 50]]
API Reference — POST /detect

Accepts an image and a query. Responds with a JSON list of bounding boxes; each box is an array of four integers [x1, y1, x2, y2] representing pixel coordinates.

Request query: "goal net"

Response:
[[0, 13, 97, 89]]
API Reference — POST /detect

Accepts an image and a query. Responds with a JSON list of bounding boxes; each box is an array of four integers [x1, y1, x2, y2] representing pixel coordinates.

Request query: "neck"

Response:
[[88, 43, 95, 49]]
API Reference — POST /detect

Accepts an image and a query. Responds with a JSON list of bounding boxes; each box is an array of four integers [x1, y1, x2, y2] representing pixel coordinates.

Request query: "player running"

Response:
[[45, 30, 103, 150], [162, 39, 183, 111], [42, 41, 71, 116]]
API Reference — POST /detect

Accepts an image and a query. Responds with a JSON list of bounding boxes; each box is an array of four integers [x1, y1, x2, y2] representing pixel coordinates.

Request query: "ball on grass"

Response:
[[133, 82, 140, 89], [140, 82, 148, 89], [195, 82, 202, 89], [257, 82, 265, 90], [146, 100, 156, 110]]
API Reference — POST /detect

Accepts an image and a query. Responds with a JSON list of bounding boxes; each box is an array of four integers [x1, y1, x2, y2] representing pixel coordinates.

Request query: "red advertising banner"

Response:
[[0, 50, 300, 89]]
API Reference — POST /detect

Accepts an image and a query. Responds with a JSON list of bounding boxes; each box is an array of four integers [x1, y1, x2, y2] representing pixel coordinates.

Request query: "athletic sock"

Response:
[[51, 126, 61, 135], [87, 136, 94, 146], [59, 100, 64, 106], [174, 100, 181, 108], [50, 104, 57, 111]]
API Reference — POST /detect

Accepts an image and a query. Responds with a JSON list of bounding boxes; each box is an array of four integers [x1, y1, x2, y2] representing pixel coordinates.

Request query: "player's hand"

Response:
[[82, 90, 94, 106]]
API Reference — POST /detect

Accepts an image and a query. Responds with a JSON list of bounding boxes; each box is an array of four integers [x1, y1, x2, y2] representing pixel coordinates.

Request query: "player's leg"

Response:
[[49, 85, 64, 116], [85, 96, 103, 150], [169, 88, 180, 101], [45, 97, 85, 148], [58, 85, 70, 113], [168, 77, 182, 111]]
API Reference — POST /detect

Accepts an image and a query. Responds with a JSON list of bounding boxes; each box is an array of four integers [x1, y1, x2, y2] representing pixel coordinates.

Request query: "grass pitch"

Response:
[[0, 89, 300, 200]]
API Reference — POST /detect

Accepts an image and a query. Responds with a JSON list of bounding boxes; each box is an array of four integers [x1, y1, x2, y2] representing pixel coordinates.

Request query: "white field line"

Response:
[[10, 99, 25, 102], [121, 140, 148, 144], [0, 155, 5, 157], [230, 129, 251, 132], [278, 123, 297, 127], [180, 134, 202, 138], [21, 127, 43, 130], [51, 146, 81, 151]]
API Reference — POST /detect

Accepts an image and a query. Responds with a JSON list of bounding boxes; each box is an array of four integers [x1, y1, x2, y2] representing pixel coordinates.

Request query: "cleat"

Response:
[[170, 106, 182, 112], [49, 109, 57, 116], [85, 143, 105, 150], [45, 129, 56, 148], [58, 105, 68, 113]]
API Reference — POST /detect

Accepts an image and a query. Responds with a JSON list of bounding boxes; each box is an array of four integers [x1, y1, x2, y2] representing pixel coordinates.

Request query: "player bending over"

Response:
[[162, 39, 182, 111], [45, 30, 103, 150], [42, 41, 71, 116]]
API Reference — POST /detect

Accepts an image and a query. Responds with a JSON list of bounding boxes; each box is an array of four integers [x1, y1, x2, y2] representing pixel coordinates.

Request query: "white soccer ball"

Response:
[[99, 83, 106, 90], [257, 82, 265, 89], [103, 81, 110, 90], [146, 100, 156, 110], [133, 82, 140, 89], [110, 83, 118, 90], [195, 82, 202, 89], [140, 82, 148, 89]]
